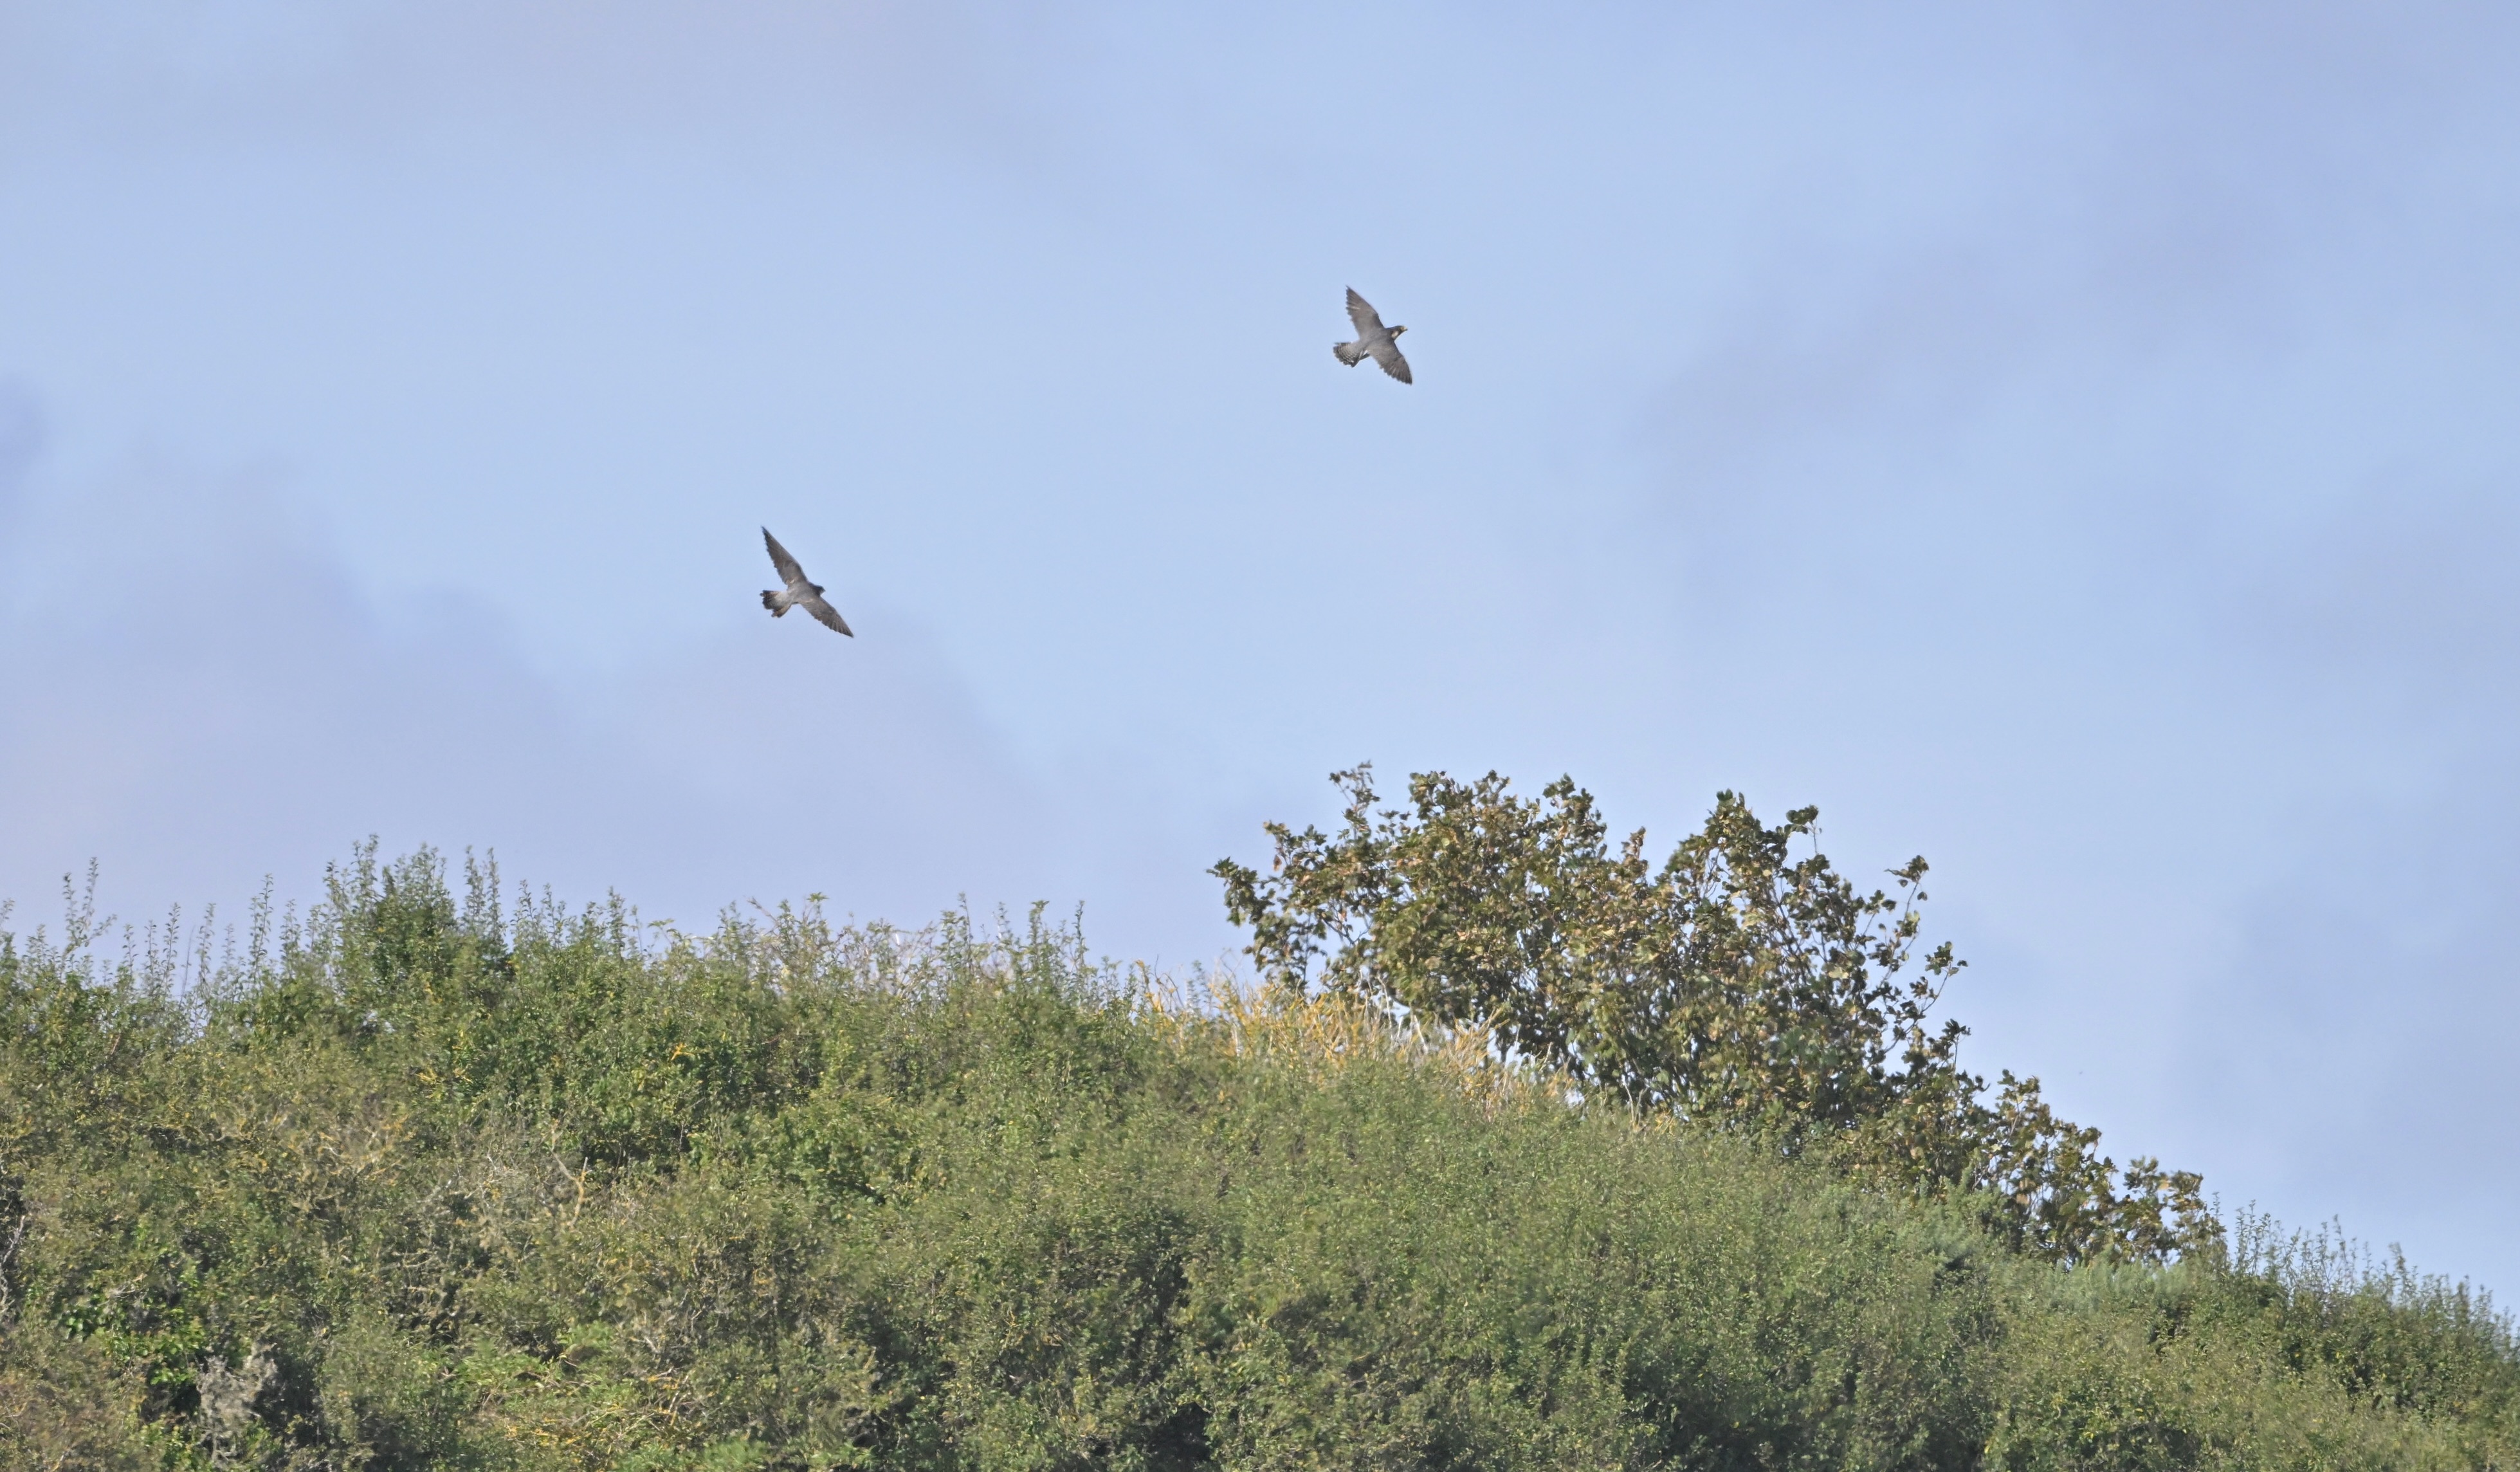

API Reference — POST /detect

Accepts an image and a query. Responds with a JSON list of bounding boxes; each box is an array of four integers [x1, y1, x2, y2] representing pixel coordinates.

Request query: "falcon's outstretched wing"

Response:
[[1345, 288, 1387, 337], [1368, 338, 1413, 383], [762, 527, 807, 587], [800, 594, 854, 637]]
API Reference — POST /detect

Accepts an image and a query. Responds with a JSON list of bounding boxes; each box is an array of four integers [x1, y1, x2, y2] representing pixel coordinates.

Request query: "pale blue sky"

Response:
[[5, 3, 2518, 1295]]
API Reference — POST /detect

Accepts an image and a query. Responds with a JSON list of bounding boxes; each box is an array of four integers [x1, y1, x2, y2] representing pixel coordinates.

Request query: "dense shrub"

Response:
[[2, 847, 2513, 1469], [1215, 768, 2216, 1264]]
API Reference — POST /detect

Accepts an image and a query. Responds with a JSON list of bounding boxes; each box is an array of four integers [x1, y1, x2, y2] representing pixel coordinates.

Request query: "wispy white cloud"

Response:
[[0, 0, 1064, 165], [0, 439, 1192, 956], [4, 1, 2519, 1293]]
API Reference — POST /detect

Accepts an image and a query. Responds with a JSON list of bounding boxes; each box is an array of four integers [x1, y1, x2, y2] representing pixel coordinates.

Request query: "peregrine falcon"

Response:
[[760, 528, 854, 637], [1333, 288, 1412, 383]]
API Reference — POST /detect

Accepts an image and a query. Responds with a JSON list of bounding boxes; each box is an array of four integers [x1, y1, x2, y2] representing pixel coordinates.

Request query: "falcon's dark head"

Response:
[[1391, 324, 1408, 336]]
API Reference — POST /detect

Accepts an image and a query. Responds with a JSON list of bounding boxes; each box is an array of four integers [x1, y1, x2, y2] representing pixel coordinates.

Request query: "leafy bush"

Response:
[[1214, 768, 2215, 1264], [1, 844, 2512, 1469]]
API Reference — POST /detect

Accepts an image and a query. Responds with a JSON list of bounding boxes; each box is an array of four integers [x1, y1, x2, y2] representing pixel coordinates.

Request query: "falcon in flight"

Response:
[[760, 527, 854, 637], [1333, 288, 1412, 383]]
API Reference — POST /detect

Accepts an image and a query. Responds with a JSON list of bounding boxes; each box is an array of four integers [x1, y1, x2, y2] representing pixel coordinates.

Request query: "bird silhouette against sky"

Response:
[[1334, 288, 1412, 383], [760, 527, 853, 636]]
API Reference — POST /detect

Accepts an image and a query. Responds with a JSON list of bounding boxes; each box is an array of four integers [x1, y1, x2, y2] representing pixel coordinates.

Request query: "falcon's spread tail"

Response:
[[1334, 339, 1369, 367], [762, 590, 788, 616]]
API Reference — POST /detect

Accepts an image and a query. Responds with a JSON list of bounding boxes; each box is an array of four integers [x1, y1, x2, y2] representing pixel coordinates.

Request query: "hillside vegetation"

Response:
[[4, 785, 2516, 1469]]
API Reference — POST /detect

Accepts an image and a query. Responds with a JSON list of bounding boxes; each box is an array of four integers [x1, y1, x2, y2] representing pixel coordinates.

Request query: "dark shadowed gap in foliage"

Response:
[[2, 843, 2514, 1468]]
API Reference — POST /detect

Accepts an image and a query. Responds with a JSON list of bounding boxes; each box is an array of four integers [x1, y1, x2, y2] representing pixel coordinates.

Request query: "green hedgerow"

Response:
[[1, 843, 2512, 1469]]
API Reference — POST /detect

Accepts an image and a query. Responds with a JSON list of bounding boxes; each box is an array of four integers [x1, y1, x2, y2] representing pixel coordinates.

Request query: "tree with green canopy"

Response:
[[1214, 766, 2215, 1265]]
